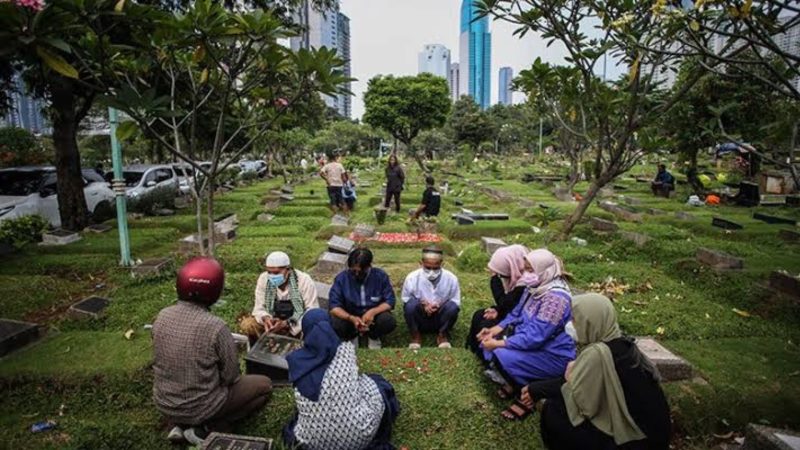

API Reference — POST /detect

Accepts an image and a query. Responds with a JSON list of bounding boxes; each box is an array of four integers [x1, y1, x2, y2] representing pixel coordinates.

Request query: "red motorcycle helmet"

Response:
[[176, 257, 225, 306]]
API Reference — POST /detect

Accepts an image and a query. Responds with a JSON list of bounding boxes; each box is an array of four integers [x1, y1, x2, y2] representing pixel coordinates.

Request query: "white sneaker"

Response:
[[367, 338, 382, 349], [166, 426, 185, 443], [408, 342, 421, 350], [183, 427, 208, 446], [438, 342, 452, 349]]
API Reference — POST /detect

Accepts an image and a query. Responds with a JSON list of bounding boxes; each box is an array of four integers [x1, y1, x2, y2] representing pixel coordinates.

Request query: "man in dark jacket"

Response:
[[651, 164, 675, 197], [384, 154, 405, 213]]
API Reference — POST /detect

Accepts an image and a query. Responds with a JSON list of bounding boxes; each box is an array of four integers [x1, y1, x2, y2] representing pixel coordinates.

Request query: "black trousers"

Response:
[[384, 190, 401, 212], [331, 311, 397, 340], [466, 308, 501, 356]]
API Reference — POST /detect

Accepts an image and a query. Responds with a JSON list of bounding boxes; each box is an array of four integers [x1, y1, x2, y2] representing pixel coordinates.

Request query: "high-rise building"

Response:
[[449, 63, 461, 102], [290, 0, 352, 118], [459, 0, 492, 109], [498, 67, 513, 105], [1, 72, 50, 134], [418, 44, 452, 88]]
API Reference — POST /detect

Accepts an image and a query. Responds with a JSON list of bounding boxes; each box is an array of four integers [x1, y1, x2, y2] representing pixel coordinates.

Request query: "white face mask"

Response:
[[423, 268, 442, 282], [565, 321, 578, 342]]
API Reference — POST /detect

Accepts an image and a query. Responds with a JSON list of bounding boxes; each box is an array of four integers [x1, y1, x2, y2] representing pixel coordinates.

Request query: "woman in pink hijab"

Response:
[[466, 244, 535, 356]]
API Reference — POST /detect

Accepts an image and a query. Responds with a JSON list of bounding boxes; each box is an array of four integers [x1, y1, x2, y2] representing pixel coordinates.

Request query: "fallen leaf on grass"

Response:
[[656, 326, 666, 335], [621, 307, 633, 313], [633, 301, 648, 307], [732, 308, 751, 318], [124, 329, 135, 340], [705, 313, 711, 319]]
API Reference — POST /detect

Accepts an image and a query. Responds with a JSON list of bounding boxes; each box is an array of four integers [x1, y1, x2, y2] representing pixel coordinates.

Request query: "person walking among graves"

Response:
[[401, 246, 461, 349], [283, 309, 400, 450], [384, 154, 405, 213], [411, 175, 442, 220], [465, 245, 532, 356], [152, 258, 273, 445], [529, 293, 671, 450], [321, 152, 347, 214], [342, 172, 358, 214], [651, 164, 675, 197], [477, 249, 576, 420], [241, 251, 319, 341], [329, 248, 397, 349]]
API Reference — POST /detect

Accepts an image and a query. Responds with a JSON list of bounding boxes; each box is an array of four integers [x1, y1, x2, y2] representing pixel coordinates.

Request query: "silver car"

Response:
[[113, 164, 179, 199]]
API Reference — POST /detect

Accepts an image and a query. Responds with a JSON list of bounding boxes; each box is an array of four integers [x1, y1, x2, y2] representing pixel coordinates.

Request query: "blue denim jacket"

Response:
[[329, 267, 396, 316]]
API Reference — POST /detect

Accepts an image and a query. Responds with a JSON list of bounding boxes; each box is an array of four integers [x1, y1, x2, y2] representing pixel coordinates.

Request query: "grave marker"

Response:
[[269, 189, 282, 196], [279, 194, 294, 203], [553, 186, 573, 202], [0, 319, 40, 357], [84, 224, 112, 233], [353, 224, 376, 238], [712, 217, 744, 230], [769, 271, 800, 299], [245, 334, 303, 386], [40, 229, 81, 246], [753, 212, 797, 226], [779, 229, 800, 243], [591, 217, 618, 232], [153, 208, 175, 217], [316, 252, 348, 275], [760, 194, 787, 206], [453, 214, 475, 225], [281, 185, 294, 194], [257, 213, 275, 223], [214, 213, 238, 230], [315, 281, 332, 310], [201, 433, 273, 450], [598, 201, 643, 223], [675, 211, 695, 221], [696, 248, 744, 270], [744, 424, 800, 450], [647, 208, 666, 216], [454, 199, 464, 207], [619, 231, 651, 247], [481, 237, 507, 255], [327, 236, 355, 255], [131, 258, 172, 278], [331, 214, 349, 226], [180, 234, 209, 253], [623, 196, 643, 206], [69, 296, 110, 320], [635, 337, 693, 382], [214, 226, 237, 244]]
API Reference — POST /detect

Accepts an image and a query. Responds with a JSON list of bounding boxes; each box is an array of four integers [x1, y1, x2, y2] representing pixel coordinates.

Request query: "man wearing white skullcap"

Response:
[[248, 251, 319, 338]]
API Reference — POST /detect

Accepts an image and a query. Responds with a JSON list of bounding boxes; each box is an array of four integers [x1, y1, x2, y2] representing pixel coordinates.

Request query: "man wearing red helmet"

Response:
[[152, 257, 272, 445]]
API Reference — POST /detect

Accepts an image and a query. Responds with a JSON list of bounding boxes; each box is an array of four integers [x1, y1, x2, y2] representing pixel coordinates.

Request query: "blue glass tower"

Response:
[[459, 1, 492, 109]]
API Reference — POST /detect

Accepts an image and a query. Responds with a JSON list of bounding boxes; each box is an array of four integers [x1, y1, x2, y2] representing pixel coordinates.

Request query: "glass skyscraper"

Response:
[[458, 0, 492, 110], [498, 67, 513, 105]]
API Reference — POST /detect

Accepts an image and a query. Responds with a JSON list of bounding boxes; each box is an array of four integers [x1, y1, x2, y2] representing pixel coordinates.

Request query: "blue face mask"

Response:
[[268, 273, 286, 287]]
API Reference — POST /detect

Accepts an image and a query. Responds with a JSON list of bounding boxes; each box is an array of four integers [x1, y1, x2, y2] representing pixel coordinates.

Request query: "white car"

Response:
[[172, 163, 195, 195], [0, 166, 115, 227], [112, 164, 179, 199], [238, 160, 267, 177]]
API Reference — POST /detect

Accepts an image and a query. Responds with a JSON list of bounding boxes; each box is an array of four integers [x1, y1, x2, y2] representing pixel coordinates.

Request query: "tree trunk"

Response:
[[206, 183, 216, 256], [406, 141, 428, 173], [50, 80, 89, 231], [560, 176, 607, 237], [567, 154, 581, 191], [195, 186, 205, 256]]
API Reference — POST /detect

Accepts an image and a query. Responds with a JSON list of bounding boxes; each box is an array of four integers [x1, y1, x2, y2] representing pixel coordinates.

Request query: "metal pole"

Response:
[[108, 107, 133, 267], [538, 117, 544, 157]]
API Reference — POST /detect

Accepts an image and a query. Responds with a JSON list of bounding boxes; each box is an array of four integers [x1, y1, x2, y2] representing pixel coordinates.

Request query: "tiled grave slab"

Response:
[[331, 214, 349, 226], [215, 226, 237, 244], [315, 282, 331, 310], [257, 213, 275, 223], [623, 196, 643, 206], [201, 433, 273, 450], [712, 217, 744, 230], [744, 424, 800, 450], [41, 229, 81, 246], [245, 334, 303, 387], [591, 217, 618, 232], [598, 201, 643, 222], [0, 319, 40, 357], [316, 252, 347, 275], [454, 214, 475, 225], [328, 236, 355, 255], [279, 194, 294, 203], [619, 231, 651, 247], [769, 271, 800, 299], [753, 212, 797, 226], [635, 337, 693, 381], [214, 213, 238, 230], [85, 224, 112, 233], [481, 237, 507, 255], [69, 296, 110, 320], [697, 248, 744, 270], [647, 208, 666, 215], [353, 224, 376, 238], [131, 258, 172, 278], [281, 185, 294, 194]]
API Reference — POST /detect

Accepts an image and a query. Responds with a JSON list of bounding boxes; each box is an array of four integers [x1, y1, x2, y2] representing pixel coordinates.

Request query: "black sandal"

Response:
[[501, 400, 532, 421]]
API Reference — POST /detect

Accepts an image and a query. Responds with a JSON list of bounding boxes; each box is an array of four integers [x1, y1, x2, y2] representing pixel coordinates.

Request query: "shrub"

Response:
[[455, 243, 488, 272], [128, 186, 176, 215], [239, 170, 258, 183], [0, 127, 49, 168], [0, 215, 49, 248], [532, 207, 562, 227]]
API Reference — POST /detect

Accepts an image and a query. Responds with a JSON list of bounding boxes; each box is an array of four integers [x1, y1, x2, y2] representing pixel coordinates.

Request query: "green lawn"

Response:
[[1, 159, 799, 449]]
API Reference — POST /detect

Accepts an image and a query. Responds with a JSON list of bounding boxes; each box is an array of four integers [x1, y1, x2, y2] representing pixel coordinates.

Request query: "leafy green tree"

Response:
[[1, 0, 155, 230], [363, 73, 451, 170], [0, 127, 49, 168], [416, 128, 455, 159], [310, 121, 385, 156], [108, 0, 350, 254], [449, 96, 498, 152], [485, 103, 545, 154]]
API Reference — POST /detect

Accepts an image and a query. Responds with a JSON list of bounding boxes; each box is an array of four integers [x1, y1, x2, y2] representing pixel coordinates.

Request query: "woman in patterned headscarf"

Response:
[[466, 245, 534, 355], [477, 249, 576, 420]]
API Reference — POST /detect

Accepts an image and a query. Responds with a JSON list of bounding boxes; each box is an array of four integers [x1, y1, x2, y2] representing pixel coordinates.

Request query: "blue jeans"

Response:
[[403, 298, 460, 337]]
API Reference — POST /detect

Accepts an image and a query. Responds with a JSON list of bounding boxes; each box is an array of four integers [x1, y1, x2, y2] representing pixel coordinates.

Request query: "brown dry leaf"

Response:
[[656, 326, 666, 335], [588, 276, 630, 300]]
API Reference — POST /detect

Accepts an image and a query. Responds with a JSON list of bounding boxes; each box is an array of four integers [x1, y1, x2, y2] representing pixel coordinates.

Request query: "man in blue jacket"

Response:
[[329, 247, 397, 349]]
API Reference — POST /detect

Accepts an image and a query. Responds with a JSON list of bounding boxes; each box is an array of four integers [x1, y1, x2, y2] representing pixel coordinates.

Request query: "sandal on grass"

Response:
[[496, 384, 514, 400], [501, 400, 532, 421]]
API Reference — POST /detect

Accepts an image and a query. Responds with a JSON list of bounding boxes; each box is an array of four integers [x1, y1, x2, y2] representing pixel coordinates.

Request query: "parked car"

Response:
[[109, 164, 179, 199], [172, 163, 195, 195], [0, 166, 115, 227]]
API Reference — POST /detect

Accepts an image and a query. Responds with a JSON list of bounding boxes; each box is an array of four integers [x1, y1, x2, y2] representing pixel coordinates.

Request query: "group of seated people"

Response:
[[151, 243, 671, 449]]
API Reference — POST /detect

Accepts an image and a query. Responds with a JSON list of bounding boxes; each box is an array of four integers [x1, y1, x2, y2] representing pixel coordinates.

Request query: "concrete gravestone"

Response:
[[619, 231, 651, 248], [327, 236, 355, 255], [591, 217, 619, 232], [453, 214, 475, 225], [84, 224, 112, 233], [281, 185, 294, 194], [696, 248, 744, 270], [315, 281, 332, 310], [41, 229, 81, 246], [315, 252, 348, 275], [769, 271, 800, 299], [245, 334, 303, 387], [180, 234, 209, 253], [712, 217, 744, 230], [675, 211, 695, 221], [353, 224, 376, 239], [598, 201, 643, 223], [744, 424, 800, 450], [69, 296, 110, 320], [0, 319, 40, 357], [257, 213, 275, 223], [201, 433, 273, 450], [635, 337, 693, 381], [331, 214, 349, 226], [481, 237, 507, 255], [131, 258, 172, 278]]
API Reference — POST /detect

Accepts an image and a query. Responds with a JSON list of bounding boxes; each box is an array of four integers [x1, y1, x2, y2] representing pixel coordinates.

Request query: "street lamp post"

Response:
[[108, 107, 133, 267]]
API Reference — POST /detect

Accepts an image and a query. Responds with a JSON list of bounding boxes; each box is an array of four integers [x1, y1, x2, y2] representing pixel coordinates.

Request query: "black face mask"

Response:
[[353, 268, 370, 283]]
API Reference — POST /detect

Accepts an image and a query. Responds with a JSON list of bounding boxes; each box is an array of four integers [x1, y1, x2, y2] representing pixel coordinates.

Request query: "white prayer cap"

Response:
[[265, 251, 291, 267]]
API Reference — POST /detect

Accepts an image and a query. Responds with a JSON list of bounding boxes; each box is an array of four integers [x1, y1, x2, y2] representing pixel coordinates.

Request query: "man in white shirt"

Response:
[[401, 246, 461, 349], [319, 153, 346, 215], [251, 251, 319, 337]]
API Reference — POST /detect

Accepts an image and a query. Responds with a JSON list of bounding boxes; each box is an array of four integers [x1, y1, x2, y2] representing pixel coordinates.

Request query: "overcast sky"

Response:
[[340, 0, 623, 120]]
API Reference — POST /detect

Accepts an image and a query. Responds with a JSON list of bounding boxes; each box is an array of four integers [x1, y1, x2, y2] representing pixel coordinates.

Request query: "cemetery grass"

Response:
[[1, 160, 800, 449]]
